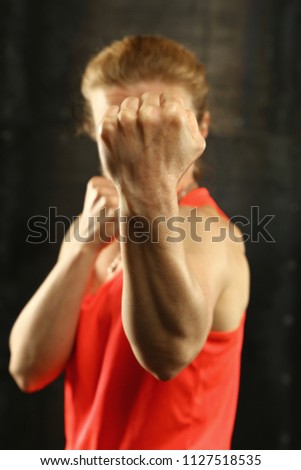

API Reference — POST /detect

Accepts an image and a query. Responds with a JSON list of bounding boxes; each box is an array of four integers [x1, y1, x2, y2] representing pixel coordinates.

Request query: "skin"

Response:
[[9, 80, 250, 390]]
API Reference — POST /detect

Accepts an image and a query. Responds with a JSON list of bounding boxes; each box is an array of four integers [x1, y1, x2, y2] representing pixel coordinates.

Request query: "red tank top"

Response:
[[64, 187, 246, 450]]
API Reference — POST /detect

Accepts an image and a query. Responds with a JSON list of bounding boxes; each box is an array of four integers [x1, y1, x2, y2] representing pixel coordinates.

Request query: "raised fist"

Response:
[[97, 91, 206, 193]]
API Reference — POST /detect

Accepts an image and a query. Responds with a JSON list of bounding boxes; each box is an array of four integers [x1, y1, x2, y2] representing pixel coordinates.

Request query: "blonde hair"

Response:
[[80, 35, 208, 138], [79, 35, 209, 180]]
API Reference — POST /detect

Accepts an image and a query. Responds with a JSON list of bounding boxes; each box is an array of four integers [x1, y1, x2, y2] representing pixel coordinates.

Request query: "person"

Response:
[[9, 35, 250, 450]]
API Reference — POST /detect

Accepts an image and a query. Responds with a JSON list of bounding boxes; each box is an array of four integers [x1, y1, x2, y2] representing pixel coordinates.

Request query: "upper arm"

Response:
[[181, 205, 249, 332]]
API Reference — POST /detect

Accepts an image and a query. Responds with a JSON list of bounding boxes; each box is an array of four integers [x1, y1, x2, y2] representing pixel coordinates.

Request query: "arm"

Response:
[[9, 177, 118, 392], [98, 90, 249, 380], [119, 204, 231, 380], [9, 245, 97, 392]]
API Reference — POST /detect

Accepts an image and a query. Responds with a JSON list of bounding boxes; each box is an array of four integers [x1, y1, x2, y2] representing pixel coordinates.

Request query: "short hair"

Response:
[[80, 35, 208, 139]]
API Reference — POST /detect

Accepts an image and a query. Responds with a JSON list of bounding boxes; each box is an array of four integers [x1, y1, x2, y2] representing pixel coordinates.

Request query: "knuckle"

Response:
[[141, 91, 159, 100], [121, 96, 139, 107], [138, 106, 159, 126], [195, 136, 206, 153], [119, 109, 136, 127], [162, 104, 184, 125], [101, 118, 116, 138], [161, 91, 182, 103], [162, 101, 180, 113], [88, 176, 101, 189]]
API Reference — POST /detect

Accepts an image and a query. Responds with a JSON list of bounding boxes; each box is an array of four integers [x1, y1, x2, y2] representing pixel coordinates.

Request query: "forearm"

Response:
[[96, 88, 208, 379], [9, 245, 97, 392], [119, 197, 210, 380]]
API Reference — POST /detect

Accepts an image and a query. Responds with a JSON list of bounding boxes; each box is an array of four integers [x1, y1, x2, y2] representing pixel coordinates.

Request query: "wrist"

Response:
[[74, 214, 115, 252], [57, 242, 99, 278], [117, 188, 180, 246], [117, 183, 179, 218], [59, 226, 102, 264]]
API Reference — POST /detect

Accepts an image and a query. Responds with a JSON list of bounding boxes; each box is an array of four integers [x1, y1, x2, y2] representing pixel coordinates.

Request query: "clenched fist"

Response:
[[97, 91, 206, 200], [80, 176, 119, 246], [60, 176, 119, 258]]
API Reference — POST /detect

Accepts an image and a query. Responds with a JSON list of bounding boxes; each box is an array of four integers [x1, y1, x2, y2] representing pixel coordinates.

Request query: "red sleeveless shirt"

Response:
[[64, 188, 246, 449]]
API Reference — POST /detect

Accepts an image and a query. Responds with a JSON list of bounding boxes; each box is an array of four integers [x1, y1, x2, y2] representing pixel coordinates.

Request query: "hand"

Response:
[[61, 177, 119, 257], [97, 91, 206, 197], [80, 176, 119, 248]]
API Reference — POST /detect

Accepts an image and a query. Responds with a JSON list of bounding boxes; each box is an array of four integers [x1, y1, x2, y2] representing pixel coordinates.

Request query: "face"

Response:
[[88, 81, 209, 188]]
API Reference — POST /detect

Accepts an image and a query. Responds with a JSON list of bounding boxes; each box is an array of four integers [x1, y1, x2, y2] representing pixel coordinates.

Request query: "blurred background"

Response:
[[1, 0, 300, 450]]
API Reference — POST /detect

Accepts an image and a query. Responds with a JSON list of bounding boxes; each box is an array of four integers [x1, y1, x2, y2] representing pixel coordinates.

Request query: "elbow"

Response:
[[152, 368, 181, 382], [8, 335, 35, 392], [9, 359, 42, 393], [140, 348, 198, 382], [9, 367, 34, 393], [127, 327, 205, 382]]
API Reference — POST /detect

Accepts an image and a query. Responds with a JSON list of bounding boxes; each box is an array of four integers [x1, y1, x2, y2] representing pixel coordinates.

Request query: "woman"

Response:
[[9, 35, 250, 449]]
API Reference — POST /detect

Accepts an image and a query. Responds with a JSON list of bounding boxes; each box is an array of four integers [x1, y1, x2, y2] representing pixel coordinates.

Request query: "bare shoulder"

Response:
[[179, 204, 250, 332], [179, 204, 245, 252]]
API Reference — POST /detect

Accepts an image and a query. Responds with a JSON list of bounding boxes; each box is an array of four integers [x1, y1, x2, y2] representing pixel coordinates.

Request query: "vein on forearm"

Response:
[[120, 215, 209, 367]]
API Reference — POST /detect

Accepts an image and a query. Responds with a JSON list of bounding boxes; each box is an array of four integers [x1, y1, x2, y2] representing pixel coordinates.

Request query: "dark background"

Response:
[[1, 0, 300, 450]]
